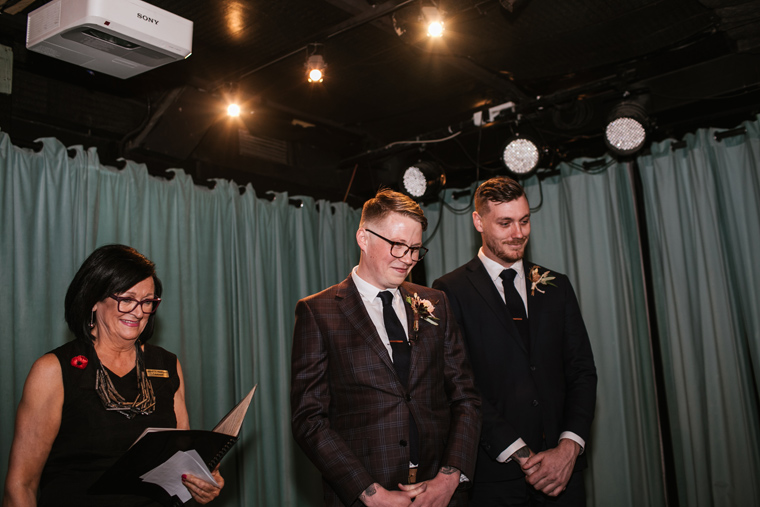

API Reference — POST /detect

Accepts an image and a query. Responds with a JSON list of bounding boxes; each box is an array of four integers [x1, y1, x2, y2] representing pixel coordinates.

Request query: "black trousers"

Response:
[[469, 469, 586, 507]]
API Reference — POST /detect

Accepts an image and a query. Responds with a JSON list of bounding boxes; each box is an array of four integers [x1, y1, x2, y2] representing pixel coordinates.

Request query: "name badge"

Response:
[[146, 369, 169, 378]]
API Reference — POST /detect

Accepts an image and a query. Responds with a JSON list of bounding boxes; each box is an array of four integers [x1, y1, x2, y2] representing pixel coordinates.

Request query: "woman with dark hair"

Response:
[[3, 244, 224, 507]]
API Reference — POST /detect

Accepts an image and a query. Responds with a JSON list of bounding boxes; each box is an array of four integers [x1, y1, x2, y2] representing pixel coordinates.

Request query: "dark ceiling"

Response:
[[2, 0, 760, 206]]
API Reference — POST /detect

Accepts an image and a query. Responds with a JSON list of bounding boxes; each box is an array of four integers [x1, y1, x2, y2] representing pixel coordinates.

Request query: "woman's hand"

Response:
[[182, 466, 224, 504]]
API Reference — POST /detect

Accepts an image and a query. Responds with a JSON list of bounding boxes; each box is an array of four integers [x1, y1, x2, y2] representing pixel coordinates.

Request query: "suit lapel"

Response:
[[335, 276, 397, 375], [465, 257, 528, 355]]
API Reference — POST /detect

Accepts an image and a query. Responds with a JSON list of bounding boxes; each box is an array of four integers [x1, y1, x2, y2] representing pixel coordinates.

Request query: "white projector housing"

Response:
[[26, 0, 193, 79]]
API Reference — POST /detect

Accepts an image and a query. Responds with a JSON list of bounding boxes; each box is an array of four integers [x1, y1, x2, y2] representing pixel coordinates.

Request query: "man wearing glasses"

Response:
[[291, 188, 481, 507]]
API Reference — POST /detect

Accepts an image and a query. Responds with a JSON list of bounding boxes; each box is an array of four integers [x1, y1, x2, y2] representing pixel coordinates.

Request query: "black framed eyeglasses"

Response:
[[365, 229, 428, 261], [109, 295, 162, 314]]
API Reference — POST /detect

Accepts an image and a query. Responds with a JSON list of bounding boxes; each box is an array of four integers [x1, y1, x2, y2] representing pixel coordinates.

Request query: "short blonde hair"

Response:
[[360, 188, 428, 231]]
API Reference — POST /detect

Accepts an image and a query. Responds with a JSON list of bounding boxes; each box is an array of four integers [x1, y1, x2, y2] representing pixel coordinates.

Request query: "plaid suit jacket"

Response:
[[291, 275, 481, 507]]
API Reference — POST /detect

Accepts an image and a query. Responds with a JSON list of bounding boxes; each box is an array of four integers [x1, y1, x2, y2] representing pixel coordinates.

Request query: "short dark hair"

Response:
[[360, 188, 428, 231], [474, 177, 526, 215], [64, 244, 163, 343]]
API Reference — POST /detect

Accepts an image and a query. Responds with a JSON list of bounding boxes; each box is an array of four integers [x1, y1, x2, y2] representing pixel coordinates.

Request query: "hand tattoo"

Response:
[[513, 445, 532, 459], [361, 483, 377, 498], [440, 465, 459, 475]]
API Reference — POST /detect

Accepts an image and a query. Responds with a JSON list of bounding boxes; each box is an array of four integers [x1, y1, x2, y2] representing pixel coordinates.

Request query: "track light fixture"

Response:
[[305, 43, 326, 83], [421, 3, 444, 38], [604, 98, 650, 156], [393, 1, 445, 40], [400, 161, 446, 201], [501, 134, 543, 179]]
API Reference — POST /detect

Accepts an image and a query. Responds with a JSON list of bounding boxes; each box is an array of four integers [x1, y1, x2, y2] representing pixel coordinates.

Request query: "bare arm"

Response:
[[174, 358, 190, 430], [2, 354, 64, 507]]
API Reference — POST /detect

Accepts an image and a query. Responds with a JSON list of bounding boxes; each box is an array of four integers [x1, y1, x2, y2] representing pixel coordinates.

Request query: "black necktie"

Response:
[[379, 291, 410, 385], [378, 291, 419, 465], [500, 269, 530, 349]]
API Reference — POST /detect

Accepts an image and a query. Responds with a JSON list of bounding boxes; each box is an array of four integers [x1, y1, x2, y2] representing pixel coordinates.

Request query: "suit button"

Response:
[[532, 400, 539, 407], [405, 394, 412, 402], [530, 365, 536, 371], [400, 440, 408, 447]]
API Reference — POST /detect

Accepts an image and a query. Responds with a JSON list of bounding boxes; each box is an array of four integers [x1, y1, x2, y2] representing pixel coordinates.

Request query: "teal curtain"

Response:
[[421, 184, 481, 279], [422, 162, 665, 507], [638, 120, 760, 507], [3, 115, 760, 507], [0, 132, 358, 506]]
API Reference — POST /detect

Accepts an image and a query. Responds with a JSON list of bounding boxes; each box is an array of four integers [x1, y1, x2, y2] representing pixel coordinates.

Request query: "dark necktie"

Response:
[[500, 269, 530, 350], [378, 291, 419, 466]]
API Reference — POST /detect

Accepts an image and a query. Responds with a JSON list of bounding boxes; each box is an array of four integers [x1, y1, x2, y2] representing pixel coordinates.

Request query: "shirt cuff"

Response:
[[496, 438, 527, 463], [559, 431, 585, 454], [459, 472, 469, 483]]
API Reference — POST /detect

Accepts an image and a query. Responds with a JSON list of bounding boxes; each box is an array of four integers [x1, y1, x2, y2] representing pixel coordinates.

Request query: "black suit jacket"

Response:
[[433, 257, 596, 482], [291, 276, 481, 506]]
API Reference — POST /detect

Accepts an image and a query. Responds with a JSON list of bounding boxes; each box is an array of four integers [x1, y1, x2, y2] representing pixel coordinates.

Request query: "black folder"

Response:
[[89, 385, 256, 506]]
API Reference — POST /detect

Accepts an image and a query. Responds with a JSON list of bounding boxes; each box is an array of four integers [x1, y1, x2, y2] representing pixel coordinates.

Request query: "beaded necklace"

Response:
[[94, 340, 156, 419]]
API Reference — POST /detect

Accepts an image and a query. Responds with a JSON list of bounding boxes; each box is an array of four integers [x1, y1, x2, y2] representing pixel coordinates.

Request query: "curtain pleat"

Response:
[[638, 120, 760, 507], [3, 115, 760, 506], [0, 133, 359, 506]]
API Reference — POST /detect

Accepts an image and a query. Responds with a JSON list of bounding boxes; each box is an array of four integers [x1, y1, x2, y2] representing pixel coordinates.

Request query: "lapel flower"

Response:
[[70, 355, 89, 369], [529, 265, 557, 296], [405, 293, 440, 336]]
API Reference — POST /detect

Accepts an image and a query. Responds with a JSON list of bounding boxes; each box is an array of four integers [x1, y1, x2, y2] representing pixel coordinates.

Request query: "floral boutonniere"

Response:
[[70, 355, 89, 369], [405, 293, 440, 338], [529, 265, 557, 296]]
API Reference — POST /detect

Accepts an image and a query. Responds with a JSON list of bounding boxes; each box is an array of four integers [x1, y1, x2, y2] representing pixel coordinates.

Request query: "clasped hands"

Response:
[[512, 439, 579, 498], [360, 467, 460, 507]]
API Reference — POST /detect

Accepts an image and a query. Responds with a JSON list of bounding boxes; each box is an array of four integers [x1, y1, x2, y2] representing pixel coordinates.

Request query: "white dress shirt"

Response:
[[351, 267, 410, 361]]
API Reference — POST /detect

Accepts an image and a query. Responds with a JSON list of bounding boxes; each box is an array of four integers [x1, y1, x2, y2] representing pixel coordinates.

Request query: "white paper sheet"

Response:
[[139, 449, 219, 503]]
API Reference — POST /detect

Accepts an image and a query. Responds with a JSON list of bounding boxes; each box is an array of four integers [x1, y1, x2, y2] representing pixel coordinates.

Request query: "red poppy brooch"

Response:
[[70, 355, 89, 369]]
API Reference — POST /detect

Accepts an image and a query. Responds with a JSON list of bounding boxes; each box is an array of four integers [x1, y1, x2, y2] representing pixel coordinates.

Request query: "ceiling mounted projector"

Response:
[[26, 0, 193, 79]]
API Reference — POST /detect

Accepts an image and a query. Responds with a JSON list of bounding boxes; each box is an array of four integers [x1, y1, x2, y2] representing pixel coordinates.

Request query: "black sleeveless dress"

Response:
[[39, 339, 180, 507]]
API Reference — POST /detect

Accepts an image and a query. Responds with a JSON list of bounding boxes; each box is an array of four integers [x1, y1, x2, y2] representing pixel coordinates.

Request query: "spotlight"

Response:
[[305, 43, 326, 83], [501, 134, 542, 178], [604, 100, 650, 156], [400, 161, 446, 201], [421, 5, 444, 37], [393, 2, 445, 39], [227, 103, 241, 117]]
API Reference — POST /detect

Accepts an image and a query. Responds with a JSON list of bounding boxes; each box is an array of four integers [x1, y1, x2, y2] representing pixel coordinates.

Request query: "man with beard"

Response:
[[432, 177, 596, 507]]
